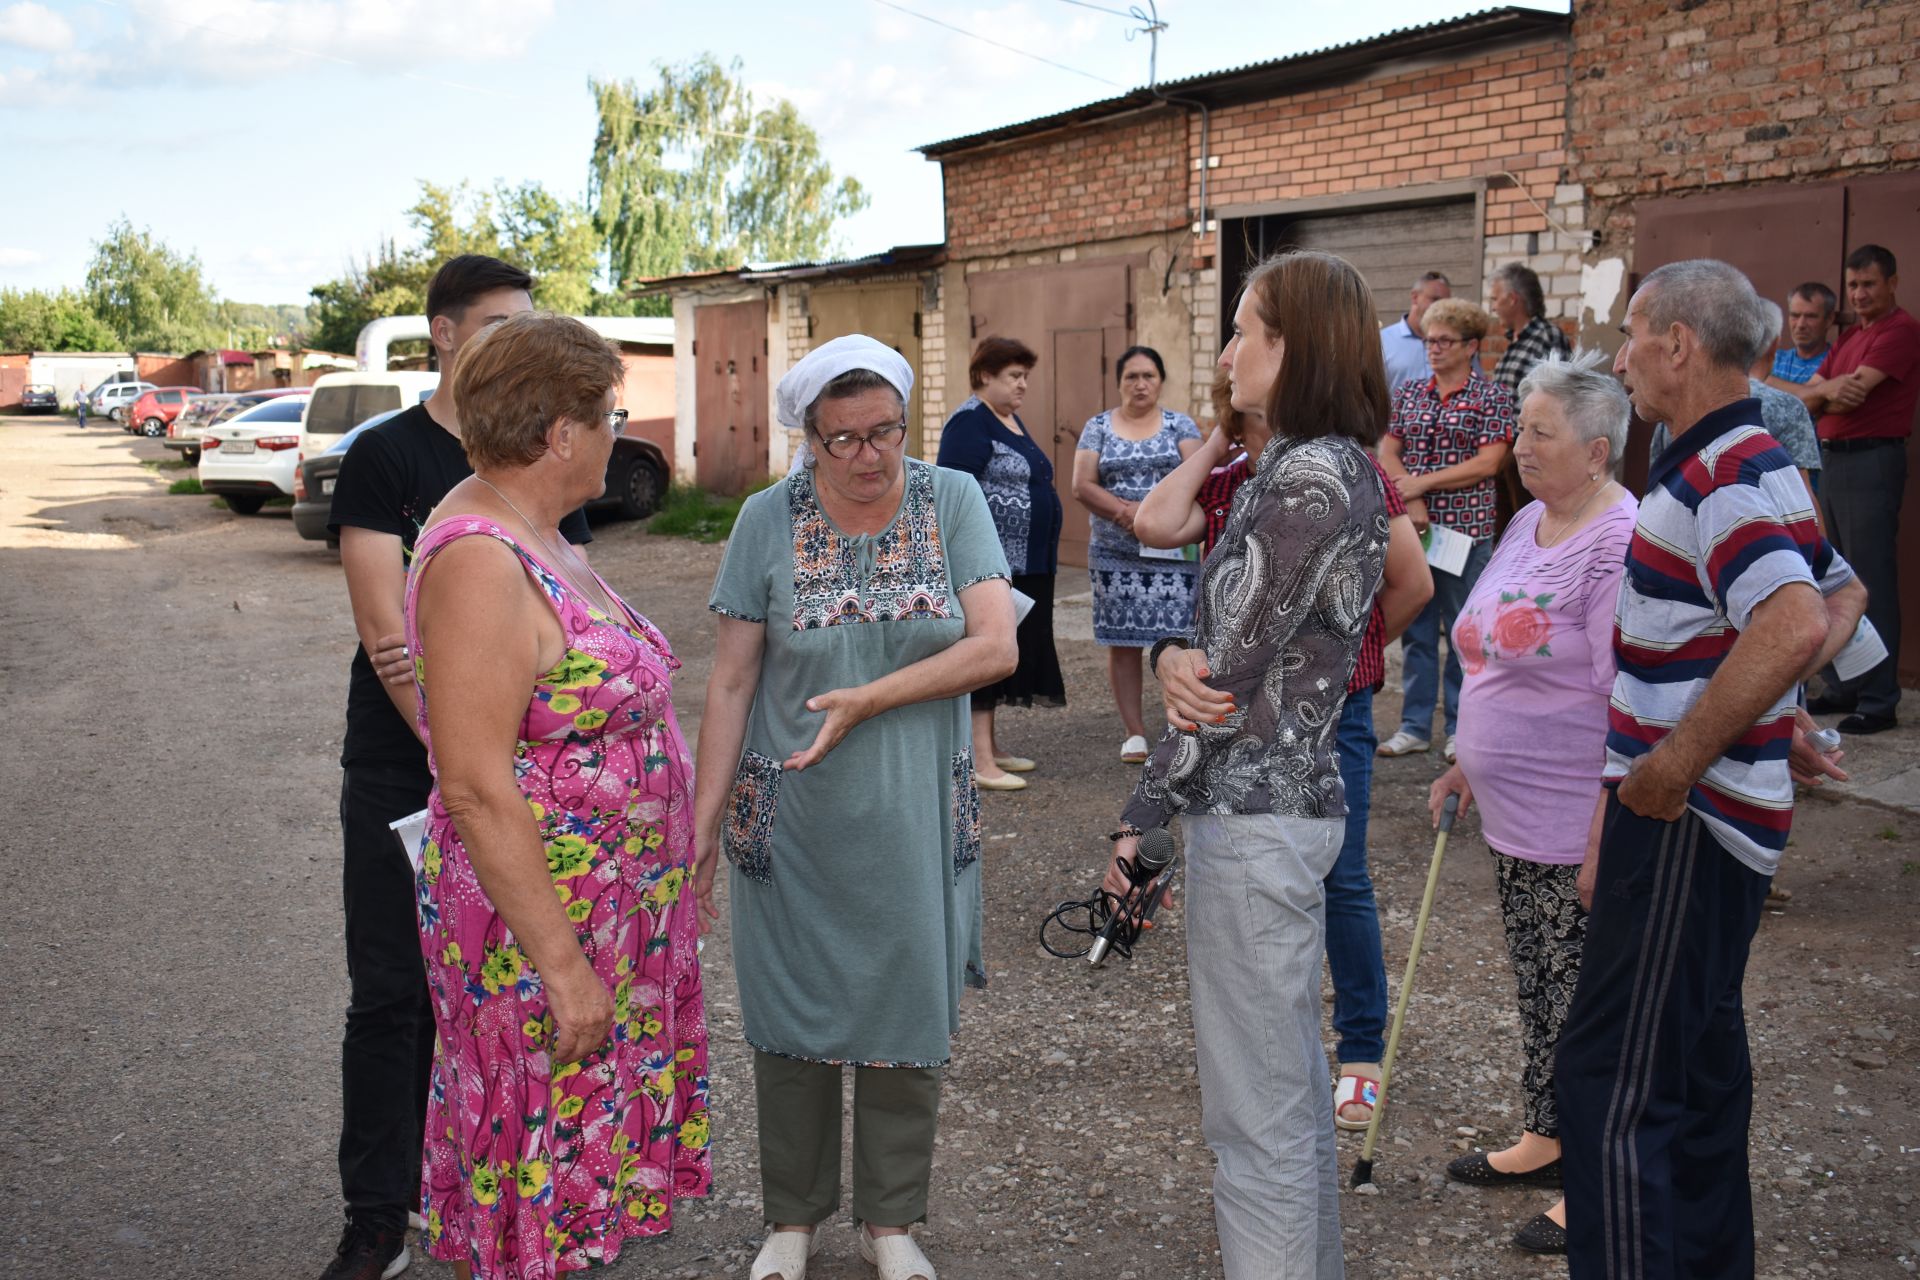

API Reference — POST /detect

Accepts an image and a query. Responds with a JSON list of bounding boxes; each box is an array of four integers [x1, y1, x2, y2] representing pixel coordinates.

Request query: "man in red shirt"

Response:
[[1796, 244, 1919, 733]]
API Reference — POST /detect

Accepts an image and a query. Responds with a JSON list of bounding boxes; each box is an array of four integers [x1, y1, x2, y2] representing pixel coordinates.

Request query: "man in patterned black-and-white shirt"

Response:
[[1491, 262, 1573, 398]]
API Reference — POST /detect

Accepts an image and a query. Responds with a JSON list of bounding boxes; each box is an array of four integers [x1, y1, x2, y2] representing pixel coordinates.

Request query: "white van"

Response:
[[299, 371, 439, 458]]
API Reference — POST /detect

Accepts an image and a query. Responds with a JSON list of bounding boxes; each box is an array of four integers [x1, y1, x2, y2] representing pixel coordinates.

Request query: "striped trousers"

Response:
[[1555, 792, 1770, 1280]]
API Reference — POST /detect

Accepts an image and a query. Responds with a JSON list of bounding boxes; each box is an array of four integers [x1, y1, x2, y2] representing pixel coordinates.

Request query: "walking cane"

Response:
[[1352, 791, 1459, 1188]]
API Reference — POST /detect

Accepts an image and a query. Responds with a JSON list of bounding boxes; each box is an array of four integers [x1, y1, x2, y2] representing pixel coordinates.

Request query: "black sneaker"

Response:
[[1838, 712, 1897, 736], [1807, 692, 1857, 715], [319, 1219, 410, 1280]]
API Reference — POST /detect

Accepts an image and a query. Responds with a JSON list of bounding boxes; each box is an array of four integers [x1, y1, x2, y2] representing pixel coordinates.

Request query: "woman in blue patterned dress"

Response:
[[1072, 346, 1203, 761], [936, 336, 1066, 791]]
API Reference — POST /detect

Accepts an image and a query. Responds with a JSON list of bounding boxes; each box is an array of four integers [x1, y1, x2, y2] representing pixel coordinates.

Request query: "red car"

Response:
[[126, 386, 206, 438]]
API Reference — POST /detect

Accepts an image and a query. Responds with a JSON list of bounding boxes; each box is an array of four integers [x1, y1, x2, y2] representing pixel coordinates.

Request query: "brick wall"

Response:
[[1570, 0, 1920, 253], [942, 109, 1188, 257], [1199, 39, 1568, 242]]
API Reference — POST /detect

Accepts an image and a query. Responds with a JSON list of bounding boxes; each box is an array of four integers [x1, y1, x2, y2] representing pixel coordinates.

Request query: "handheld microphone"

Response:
[[1087, 827, 1177, 966]]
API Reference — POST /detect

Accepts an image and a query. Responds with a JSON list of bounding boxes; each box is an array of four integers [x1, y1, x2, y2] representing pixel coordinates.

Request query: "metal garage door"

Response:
[[806, 282, 925, 458], [965, 257, 1136, 569], [1221, 199, 1481, 328]]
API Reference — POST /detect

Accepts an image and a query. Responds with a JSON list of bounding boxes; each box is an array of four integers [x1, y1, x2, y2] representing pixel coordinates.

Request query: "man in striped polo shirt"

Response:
[[1555, 261, 1867, 1280]]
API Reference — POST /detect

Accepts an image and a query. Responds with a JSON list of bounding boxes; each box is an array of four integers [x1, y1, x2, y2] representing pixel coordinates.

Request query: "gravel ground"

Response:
[[3, 416, 1915, 1280]]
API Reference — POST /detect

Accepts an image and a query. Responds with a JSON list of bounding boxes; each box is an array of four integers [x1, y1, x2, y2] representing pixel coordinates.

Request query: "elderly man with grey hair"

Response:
[[1554, 259, 1866, 1279], [1490, 262, 1572, 397]]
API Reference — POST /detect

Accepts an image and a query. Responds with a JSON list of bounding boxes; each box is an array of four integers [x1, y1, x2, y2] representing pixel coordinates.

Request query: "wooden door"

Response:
[[966, 258, 1135, 568], [806, 283, 924, 456], [693, 301, 767, 495]]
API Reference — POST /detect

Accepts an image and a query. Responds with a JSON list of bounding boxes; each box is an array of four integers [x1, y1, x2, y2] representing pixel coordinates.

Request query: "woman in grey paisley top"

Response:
[[1108, 251, 1390, 1280]]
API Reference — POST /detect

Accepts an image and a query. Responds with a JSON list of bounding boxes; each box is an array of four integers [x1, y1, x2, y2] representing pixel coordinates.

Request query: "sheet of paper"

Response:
[[1138, 542, 1188, 561], [1424, 522, 1473, 577], [1831, 616, 1889, 683], [389, 809, 431, 872], [1009, 586, 1035, 625]]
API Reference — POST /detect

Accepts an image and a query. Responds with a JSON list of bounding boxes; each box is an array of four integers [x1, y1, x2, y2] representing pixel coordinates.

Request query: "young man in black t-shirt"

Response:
[[320, 255, 591, 1280]]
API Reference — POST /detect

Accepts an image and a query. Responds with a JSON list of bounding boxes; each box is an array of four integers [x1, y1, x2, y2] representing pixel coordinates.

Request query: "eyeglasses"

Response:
[[817, 421, 908, 459], [1423, 336, 1468, 351], [605, 408, 629, 437]]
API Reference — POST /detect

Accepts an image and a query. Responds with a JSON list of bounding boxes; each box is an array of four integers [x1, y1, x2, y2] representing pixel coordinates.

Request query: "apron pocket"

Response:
[[952, 747, 982, 881], [723, 749, 782, 884]]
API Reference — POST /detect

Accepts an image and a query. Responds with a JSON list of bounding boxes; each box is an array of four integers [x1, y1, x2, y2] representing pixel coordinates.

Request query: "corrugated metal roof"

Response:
[[634, 244, 947, 296], [918, 5, 1569, 157]]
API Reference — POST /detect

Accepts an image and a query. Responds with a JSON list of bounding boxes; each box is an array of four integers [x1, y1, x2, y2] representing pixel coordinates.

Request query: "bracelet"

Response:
[[1147, 636, 1189, 674], [1108, 825, 1143, 843]]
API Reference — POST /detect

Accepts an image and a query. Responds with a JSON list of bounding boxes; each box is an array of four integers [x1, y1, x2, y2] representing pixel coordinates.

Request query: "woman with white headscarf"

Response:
[[693, 335, 1016, 1280]]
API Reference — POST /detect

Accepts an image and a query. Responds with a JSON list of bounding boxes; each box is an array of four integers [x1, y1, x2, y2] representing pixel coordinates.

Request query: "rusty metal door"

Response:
[[1843, 170, 1920, 686], [806, 283, 924, 456], [693, 300, 767, 495], [966, 258, 1134, 568]]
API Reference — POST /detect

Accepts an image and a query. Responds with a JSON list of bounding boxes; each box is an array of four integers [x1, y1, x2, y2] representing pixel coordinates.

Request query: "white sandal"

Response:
[[751, 1226, 825, 1280], [857, 1224, 937, 1280]]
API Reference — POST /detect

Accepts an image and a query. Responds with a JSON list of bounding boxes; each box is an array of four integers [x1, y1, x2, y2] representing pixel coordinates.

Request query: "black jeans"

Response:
[[337, 760, 436, 1233]]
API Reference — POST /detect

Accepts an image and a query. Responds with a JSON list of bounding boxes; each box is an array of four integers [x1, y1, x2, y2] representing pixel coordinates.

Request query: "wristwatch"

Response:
[[1147, 636, 1190, 676]]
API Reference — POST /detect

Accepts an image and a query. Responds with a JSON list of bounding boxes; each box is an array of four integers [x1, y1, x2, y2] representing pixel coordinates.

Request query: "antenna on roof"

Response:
[[1055, 0, 1167, 88], [1129, 2, 1168, 89]]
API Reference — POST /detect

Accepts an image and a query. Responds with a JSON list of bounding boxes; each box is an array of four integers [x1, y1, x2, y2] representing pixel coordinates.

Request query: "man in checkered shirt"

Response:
[[1491, 262, 1573, 397], [1555, 260, 1866, 1279]]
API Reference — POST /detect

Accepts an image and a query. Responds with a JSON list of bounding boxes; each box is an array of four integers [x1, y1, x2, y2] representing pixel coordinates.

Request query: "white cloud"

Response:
[[0, 2, 74, 53], [0, 245, 45, 267]]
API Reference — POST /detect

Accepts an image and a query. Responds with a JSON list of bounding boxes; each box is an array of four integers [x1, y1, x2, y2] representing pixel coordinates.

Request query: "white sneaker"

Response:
[[1376, 730, 1431, 757], [1443, 737, 1458, 763], [408, 1211, 425, 1233], [1120, 734, 1150, 763], [858, 1225, 937, 1280], [752, 1227, 826, 1280]]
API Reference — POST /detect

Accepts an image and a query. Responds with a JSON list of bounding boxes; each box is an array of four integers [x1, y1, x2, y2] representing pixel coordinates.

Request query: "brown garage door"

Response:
[[693, 300, 768, 496], [1634, 171, 1920, 687], [806, 282, 925, 458], [965, 257, 1135, 569], [1221, 199, 1481, 329]]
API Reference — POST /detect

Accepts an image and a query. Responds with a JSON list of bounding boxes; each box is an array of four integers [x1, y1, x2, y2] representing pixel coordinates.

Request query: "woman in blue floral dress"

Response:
[[1072, 346, 1203, 761]]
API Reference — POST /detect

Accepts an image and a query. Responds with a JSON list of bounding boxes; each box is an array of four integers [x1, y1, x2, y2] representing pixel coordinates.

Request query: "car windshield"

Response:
[[230, 397, 309, 425]]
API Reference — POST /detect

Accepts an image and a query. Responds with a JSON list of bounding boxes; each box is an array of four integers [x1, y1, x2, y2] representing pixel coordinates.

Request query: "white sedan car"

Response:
[[198, 391, 313, 515]]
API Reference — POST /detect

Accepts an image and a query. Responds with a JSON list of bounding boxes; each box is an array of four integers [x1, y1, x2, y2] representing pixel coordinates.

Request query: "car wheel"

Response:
[[615, 454, 662, 520], [142, 417, 166, 437], [184, 448, 200, 466], [223, 494, 267, 515], [326, 536, 340, 552], [110, 406, 126, 423]]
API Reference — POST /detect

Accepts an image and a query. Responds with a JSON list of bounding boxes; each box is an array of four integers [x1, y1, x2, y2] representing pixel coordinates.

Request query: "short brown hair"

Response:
[[452, 311, 624, 470], [1240, 250, 1389, 446], [969, 336, 1038, 389], [1421, 297, 1492, 343]]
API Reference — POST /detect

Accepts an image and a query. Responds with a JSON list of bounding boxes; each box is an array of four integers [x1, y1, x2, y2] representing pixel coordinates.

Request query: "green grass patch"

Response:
[[647, 479, 772, 542], [169, 475, 203, 495], [1877, 826, 1900, 842]]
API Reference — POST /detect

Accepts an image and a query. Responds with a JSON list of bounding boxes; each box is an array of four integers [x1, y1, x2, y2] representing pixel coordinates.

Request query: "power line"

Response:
[[1051, 0, 1143, 18], [871, 0, 1126, 88]]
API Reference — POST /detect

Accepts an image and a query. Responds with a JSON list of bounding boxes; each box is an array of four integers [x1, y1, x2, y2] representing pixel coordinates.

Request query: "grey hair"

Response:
[[1413, 270, 1451, 289], [1636, 259, 1771, 371], [1516, 348, 1631, 478], [1747, 298, 1784, 367], [1493, 262, 1545, 320], [802, 367, 905, 433]]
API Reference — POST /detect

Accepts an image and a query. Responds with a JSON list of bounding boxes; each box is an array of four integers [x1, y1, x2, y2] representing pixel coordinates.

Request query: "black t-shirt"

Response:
[[329, 403, 592, 767]]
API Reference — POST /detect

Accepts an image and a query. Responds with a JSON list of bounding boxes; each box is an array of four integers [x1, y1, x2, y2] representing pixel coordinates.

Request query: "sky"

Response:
[[0, 0, 1566, 305]]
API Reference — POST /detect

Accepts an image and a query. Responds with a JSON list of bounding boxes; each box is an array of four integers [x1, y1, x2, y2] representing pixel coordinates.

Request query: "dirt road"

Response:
[[3, 416, 1914, 1279]]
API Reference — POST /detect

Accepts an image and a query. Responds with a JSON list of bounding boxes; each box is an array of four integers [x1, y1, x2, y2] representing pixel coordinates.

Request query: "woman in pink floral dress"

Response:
[[402, 313, 709, 1280]]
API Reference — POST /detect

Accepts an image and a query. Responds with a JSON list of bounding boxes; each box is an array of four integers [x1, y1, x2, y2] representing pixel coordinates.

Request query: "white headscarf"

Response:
[[778, 334, 915, 472]]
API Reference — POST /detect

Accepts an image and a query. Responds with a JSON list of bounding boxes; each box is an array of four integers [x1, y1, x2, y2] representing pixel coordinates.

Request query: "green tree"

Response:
[[0, 289, 119, 351], [496, 182, 601, 315], [307, 237, 430, 355], [84, 218, 221, 351], [589, 55, 867, 296]]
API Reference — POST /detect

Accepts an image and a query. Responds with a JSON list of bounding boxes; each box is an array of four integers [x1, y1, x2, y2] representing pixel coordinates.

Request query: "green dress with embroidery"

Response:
[[708, 458, 1009, 1067]]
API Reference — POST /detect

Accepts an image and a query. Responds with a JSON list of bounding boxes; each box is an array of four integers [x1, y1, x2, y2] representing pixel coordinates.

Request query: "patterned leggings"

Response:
[[1492, 850, 1589, 1138]]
